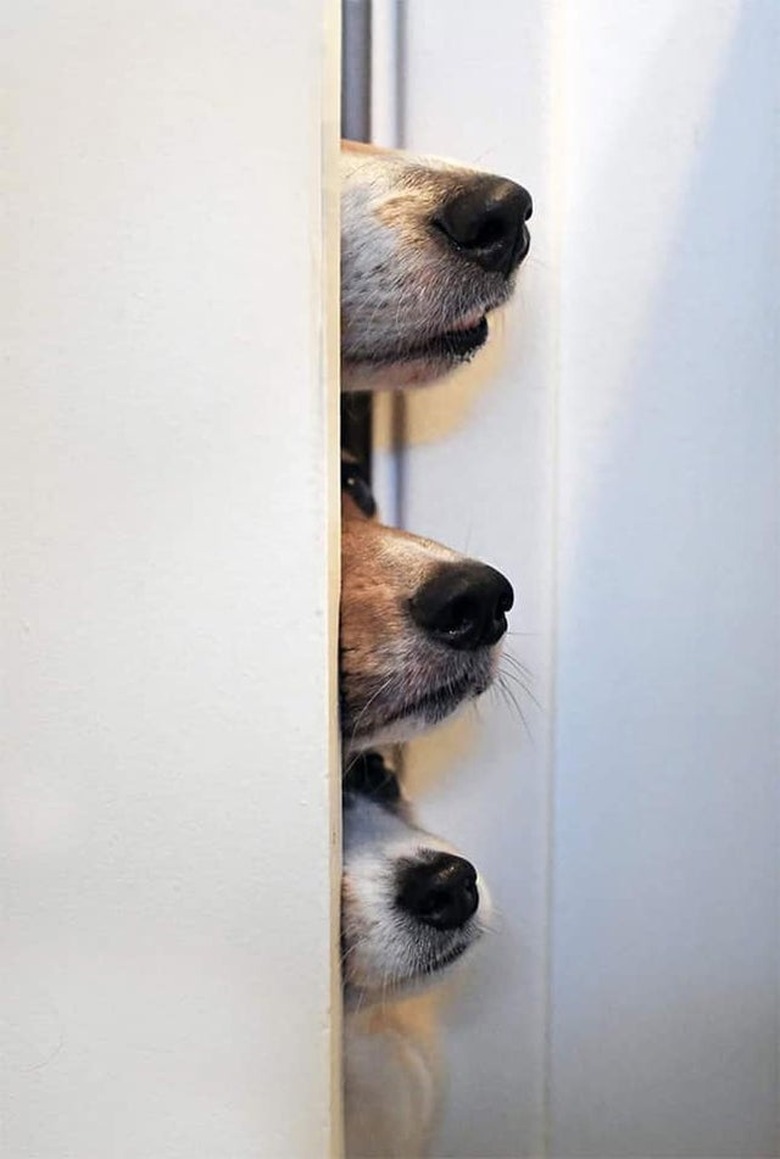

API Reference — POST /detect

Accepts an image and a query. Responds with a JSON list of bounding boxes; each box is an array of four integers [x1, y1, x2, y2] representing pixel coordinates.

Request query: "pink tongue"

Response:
[[448, 311, 483, 333]]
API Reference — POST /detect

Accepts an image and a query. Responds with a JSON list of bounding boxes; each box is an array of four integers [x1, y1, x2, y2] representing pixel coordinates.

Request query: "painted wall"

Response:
[[550, 3, 779, 1155], [387, 1, 779, 1156], [2, 3, 341, 1156], [387, 2, 559, 1155]]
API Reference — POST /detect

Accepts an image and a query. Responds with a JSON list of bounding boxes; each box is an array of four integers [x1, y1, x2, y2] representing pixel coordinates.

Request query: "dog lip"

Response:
[[430, 314, 490, 357], [351, 315, 490, 368], [371, 670, 479, 731], [343, 673, 475, 740], [349, 939, 474, 1001], [343, 294, 508, 367], [447, 308, 485, 333], [411, 938, 473, 979]]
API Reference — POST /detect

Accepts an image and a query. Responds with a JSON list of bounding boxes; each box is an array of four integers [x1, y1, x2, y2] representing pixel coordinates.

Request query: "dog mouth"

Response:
[[402, 313, 490, 363], [400, 674, 478, 721], [345, 939, 474, 1005], [341, 650, 497, 747], [368, 670, 482, 733], [345, 303, 500, 371], [415, 939, 472, 978], [359, 313, 489, 368], [398, 932, 483, 990]]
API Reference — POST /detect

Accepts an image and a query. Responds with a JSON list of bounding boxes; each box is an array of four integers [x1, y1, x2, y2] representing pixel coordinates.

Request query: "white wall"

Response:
[[2, 3, 341, 1157], [386, 1, 779, 1157], [550, 2, 779, 1155]]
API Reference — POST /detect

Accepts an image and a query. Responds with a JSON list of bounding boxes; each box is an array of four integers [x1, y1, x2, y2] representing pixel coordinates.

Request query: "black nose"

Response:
[[409, 561, 513, 650], [397, 853, 479, 930], [433, 176, 532, 276]]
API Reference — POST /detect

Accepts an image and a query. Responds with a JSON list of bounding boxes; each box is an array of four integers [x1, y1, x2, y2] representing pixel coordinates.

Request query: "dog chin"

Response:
[[342, 356, 463, 392], [343, 658, 497, 752], [344, 940, 478, 1008], [345, 690, 477, 752], [345, 909, 491, 1008], [341, 314, 492, 392], [347, 712, 446, 752]]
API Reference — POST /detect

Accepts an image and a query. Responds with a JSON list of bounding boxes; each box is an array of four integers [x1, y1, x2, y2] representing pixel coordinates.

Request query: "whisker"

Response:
[[494, 673, 534, 741], [347, 672, 397, 748], [499, 664, 544, 711], [501, 650, 535, 681]]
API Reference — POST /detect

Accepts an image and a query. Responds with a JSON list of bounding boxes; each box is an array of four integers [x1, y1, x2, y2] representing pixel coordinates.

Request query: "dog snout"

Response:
[[409, 561, 514, 650], [432, 176, 532, 276], [397, 853, 479, 930]]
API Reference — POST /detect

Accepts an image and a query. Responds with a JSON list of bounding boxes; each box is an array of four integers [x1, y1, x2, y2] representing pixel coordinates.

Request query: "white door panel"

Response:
[[3, 3, 341, 1155]]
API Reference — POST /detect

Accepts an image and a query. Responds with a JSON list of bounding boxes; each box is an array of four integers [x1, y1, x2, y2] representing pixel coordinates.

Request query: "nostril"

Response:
[[397, 853, 479, 930], [433, 176, 533, 275], [496, 576, 514, 615], [409, 562, 514, 651], [415, 884, 453, 918], [432, 594, 479, 638], [461, 211, 506, 252]]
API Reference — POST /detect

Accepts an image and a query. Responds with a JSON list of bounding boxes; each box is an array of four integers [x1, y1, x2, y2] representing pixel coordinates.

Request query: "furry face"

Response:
[[340, 470, 513, 752], [341, 141, 532, 391], [341, 754, 490, 1005]]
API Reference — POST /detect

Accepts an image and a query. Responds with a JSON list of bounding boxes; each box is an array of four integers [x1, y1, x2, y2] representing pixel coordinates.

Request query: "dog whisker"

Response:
[[499, 666, 544, 714], [501, 649, 535, 680], [491, 673, 534, 742]]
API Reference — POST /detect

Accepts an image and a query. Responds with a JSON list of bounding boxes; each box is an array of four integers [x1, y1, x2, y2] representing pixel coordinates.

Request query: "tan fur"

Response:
[[345, 996, 442, 1159], [342, 139, 394, 157], [340, 139, 530, 390], [340, 492, 501, 750], [341, 779, 489, 1158], [340, 491, 455, 702]]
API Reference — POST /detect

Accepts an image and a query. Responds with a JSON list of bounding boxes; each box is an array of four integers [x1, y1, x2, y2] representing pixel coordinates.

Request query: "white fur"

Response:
[[342, 788, 491, 1158], [340, 144, 528, 390], [344, 1002, 439, 1159]]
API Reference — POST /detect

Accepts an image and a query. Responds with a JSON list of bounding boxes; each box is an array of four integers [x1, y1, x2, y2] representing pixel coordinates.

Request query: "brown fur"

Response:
[[340, 490, 503, 750], [341, 492, 441, 704]]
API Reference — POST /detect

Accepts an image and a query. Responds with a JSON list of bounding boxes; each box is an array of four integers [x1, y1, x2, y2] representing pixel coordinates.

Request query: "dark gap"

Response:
[[340, 0, 373, 476]]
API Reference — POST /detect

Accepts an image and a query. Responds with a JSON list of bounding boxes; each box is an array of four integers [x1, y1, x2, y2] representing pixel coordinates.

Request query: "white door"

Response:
[[3, 2, 341, 1155]]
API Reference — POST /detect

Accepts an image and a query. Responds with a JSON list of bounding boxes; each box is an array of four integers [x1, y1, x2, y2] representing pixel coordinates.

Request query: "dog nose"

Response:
[[397, 853, 479, 930], [409, 561, 514, 650], [433, 176, 532, 275]]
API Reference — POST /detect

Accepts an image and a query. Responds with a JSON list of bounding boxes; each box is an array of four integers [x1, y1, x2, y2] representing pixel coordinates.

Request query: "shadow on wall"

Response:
[[373, 293, 538, 452]]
